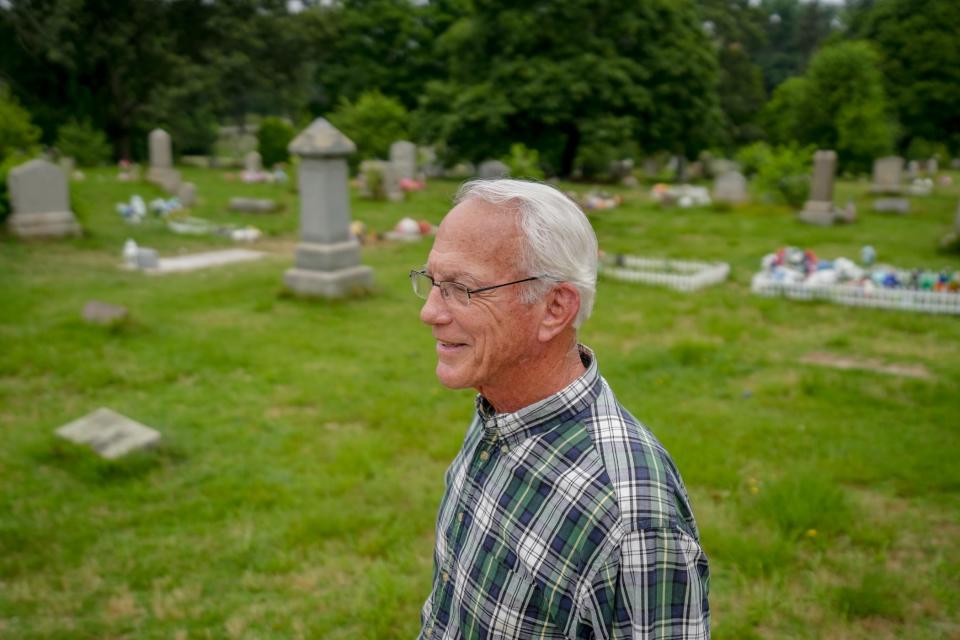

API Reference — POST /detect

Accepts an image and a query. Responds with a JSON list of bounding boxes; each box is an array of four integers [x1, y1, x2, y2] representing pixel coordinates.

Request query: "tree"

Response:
[[852, 0, 960, 153], [416, 0, 723, 176], [761, 40, 894, 173], [754, 0, 841, 92], [329, 90, 409, 167]]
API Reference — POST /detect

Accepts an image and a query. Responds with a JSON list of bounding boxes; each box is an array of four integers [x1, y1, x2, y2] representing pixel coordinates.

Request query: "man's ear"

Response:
[[538, 283, 581, 342]]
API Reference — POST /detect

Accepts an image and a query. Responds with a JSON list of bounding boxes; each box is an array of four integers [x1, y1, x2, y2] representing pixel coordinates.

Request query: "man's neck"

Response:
[[479, 340, 587, 414]]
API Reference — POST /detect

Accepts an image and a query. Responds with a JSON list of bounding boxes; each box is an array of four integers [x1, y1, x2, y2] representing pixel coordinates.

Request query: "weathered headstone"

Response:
[[178, 182, 197, 207], [906, 160, 919, 179], [798, 150, 842, 226], [873, 198, 910, 215], [389, 140, 417, 181], [358, 159, 402, 201], [82, 301, 129, 325], [228, 197, 278, 213], [478, 159, 510, 179], [713, 171, 748, 204], [56, 407, 161, 459], [869, 156, 903, 194], [6, 159, 82, 238], [283, 118, 373, 297], [419, 146, 443, 178], [244, 151, 263, 173], [927, 157, 939, 175], [147, 128, 182, 194], [59, 156, 76, 177]]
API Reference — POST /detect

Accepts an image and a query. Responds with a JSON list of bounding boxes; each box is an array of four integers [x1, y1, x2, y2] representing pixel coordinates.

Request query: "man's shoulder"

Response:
[[573, 378, 697, 535]]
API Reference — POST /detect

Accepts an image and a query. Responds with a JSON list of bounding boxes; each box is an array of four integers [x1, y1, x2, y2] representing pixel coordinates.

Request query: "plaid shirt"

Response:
[[419, 346, 709, 640]]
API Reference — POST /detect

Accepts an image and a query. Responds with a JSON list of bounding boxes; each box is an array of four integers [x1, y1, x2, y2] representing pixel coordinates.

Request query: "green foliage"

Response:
[[833, 569, 906, 620], [761, 41, 894, 173], [0, 88, 41, 220], [416, 0, 723, 175], [736, 141, 812, 206], [0, 87, 41, 160], [853, 0, 960, 153], [55, 120, 112, 167], [257, 117, 295, 168], [329, 91, 409, 169], [501, 144, 543, 181]]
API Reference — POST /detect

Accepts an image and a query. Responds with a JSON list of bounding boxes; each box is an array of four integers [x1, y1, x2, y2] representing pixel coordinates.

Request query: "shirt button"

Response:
[[442, 571, 450, 583], [425, 626, 433, 638], [500, 445, 509, 455], [457, 512, 464, 523], [479, 450, 490, 462]]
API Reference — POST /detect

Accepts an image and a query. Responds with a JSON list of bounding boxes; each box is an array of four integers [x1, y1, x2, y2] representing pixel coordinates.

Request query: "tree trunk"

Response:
[[560, 124, 581, 178]]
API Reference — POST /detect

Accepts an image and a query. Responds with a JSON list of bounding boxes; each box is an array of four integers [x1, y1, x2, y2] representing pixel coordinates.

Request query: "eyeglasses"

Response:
[[409, 268, 545, 306]]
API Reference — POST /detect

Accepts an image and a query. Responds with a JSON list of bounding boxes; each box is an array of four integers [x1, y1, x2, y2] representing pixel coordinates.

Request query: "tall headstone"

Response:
[[869, 156, 903, 194], [6, 159, 82, 238], [244, 151, 263, 173], [798, 150, 842, 226], [283, 118, 374, 298], [713, 171, 748, 204], [389, 140, 417, 181], [478, 159, 510, 179], [147, 128, 181, 194]]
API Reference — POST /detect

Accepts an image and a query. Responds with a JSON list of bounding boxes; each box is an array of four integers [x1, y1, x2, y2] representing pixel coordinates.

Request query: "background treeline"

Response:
[[1, 0, 958, 177]]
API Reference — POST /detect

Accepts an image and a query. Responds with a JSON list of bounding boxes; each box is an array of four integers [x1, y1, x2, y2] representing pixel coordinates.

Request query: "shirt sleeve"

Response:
[[572, 528, 710, 640]]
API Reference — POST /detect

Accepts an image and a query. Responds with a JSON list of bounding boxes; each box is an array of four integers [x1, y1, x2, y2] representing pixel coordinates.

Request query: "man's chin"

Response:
[[435, 364, 473, 390]]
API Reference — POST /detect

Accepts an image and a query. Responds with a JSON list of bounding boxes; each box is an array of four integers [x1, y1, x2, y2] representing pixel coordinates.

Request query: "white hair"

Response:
[[455, 179, 598, 328]]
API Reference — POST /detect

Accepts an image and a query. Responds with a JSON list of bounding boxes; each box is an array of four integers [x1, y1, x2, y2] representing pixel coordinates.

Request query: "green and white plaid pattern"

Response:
[[419, 346, 709, 639]]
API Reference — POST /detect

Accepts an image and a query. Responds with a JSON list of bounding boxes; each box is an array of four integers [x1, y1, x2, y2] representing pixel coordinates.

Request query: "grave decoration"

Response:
[[650, 184, 711, 208], [385, 217, 434, 242], [751, 246, 960, 315], [906, 177, 933, 196], [573, 190, 623, 211], [164, 217, 262, 241], [598, 253, 730, 292], [400, 177, 426, 192]]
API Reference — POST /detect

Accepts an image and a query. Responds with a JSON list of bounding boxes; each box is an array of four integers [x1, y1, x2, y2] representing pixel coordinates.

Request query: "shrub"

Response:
[[501, 143, 543, 180], [736, 142, 813, 207], [0, 89, 42, 221], [55, 120, 112, 166], [329, 91, 409, 171], [258, 117, 296, 168]]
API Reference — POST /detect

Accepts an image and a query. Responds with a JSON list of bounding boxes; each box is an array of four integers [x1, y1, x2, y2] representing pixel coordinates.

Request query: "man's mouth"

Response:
[[436, 340, 467, 352]]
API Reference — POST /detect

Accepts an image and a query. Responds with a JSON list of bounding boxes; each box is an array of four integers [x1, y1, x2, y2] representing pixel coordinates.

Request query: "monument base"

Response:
[[294, 240, 363, 272], [147, 168, 182, 194], [797, 200, 837, 226], [284, 265, 374, 298], [7, 210, 82, 238]]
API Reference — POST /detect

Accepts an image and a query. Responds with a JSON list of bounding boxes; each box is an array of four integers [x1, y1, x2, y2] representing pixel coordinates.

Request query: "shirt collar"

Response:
[[474, 344, 602, 446]]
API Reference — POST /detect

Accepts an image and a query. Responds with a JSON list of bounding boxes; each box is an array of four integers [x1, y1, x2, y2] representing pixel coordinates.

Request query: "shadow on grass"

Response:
[[29, 437, 186, 485]]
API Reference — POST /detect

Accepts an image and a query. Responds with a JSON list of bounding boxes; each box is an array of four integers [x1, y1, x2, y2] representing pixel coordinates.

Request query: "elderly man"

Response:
[[411, 179, 709, 640]]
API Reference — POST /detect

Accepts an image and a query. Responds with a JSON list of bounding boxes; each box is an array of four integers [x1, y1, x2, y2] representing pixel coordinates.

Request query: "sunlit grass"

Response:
[[1, 168, 958, 637]]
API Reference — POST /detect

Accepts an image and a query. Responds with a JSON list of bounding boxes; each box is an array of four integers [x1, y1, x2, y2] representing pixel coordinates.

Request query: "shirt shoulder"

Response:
[[582, 378, 700, 540]]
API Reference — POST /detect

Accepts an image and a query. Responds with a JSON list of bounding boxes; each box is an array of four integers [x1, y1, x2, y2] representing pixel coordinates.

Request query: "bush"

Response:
[[329, 91, 409, 172], [736, 142, 813, 207], [0, 89, 42, 221], [501, 143, 543, 180], [257, 117, 295, 168], [55, 120, 112, 167]]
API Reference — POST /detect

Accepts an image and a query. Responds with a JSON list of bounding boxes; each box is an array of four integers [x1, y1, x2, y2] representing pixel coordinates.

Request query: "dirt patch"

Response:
[[800, 352, 932, 379]]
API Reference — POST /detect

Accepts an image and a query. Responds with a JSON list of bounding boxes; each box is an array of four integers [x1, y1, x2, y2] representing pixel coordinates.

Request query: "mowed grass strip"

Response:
[[1, 168, 958, 638]]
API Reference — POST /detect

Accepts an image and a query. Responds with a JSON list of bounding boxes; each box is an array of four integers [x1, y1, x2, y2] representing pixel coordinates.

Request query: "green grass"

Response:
[[1, 168, 959, 638]]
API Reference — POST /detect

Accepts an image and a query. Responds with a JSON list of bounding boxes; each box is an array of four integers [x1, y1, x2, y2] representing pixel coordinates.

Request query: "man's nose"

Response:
[[420, 285, 451, 326]]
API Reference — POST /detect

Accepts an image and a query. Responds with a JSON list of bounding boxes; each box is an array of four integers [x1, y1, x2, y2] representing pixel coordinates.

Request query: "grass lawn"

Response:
[[1, 167, 959, 638]]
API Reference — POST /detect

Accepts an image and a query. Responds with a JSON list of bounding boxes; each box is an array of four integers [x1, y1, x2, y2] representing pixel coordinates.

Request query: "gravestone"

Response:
[[478, 160, 510, 179], [927, 157, 939, 175], [798, 150, 842, 226], [713, 171, 748, 204], [283, 118, 374, 297], [59, 157, 76, 177], [869, 156, 903, 194], [419, 146, 443, 178], [147, 128, 182, 194], [82, 301, 129, 325], [6, 159, 82, 238], [907, 160, 919, 179], [56, 407, 161, 459], [873, 198, 910, 215], [178, 182, 197, 207], [244, 151, 263, 173], [389, 140, 417, 181], [228, 197, 278, 213]]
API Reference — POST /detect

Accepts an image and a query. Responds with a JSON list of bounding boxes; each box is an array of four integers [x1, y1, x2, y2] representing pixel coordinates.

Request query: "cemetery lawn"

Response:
[[2, 168, 959, 639]]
